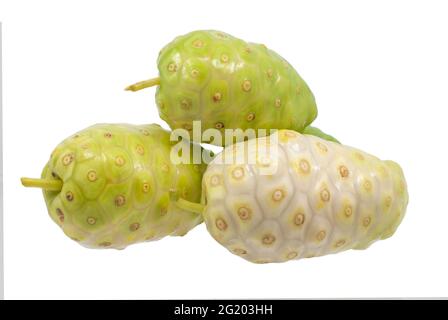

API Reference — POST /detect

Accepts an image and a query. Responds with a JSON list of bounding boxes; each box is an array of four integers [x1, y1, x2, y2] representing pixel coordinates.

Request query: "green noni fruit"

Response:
[[178, 130, 408, 263], [21, 124, 207, 249], [127, 30, 318, 145]]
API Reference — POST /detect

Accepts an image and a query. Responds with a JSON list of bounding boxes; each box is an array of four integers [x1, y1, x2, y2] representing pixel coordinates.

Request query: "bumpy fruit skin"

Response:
[[155, 30, 317, 145], [202, 130, 408, 263], [41, 124, 206, 249]]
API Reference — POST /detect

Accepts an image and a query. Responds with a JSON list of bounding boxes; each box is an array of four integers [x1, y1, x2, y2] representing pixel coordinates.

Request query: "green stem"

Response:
[[175, 198, 205, 215], [302, 126, 340, 144], [21, 177, 62, 191], [125, 77, 160, 91]]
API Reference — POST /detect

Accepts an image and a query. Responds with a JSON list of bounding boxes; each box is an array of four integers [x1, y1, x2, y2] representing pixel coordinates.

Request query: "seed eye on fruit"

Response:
[[87, 217, 96, 225], [320, 188, 331, 202], [142, 183, 150, 193], [274, 98, 282, 108], [167, 63, 177, 72], [231, 167, 244, 180], [344, 205, 353, 217], [220, 54, 229, 63], [212, 92, 222, 102], [316, 230, 327, 242], [215, 122, 224, 129], [246, 112, 256, 122], [363, 216, 372, 227], [237, 206, 251, 220], [233, 248, 247, 255], [215, 218, 227, 231], [65, 191, 74, 201], [129, 223, 140, 232], [114, 195, 126, 207], [335, 239, 346, 248], [287, 252, 298, 260], [192, 39, 204, 48], [104, 132, 112, 138], [262, 234, 276, 245], [136, 145, 145, 155], [294, 212, 305, 226], [190, 69, 199, 78], [257, 155, 272, 167], [209, 174, 221, 186], [272, 189, 285, 202], [241, 80, 252, 92], [115, 156, 126, 166], [180, 98, 191, 110], [316, 142, 328, 153], [62, 153, 74, 166], [56, 208, 64, 223], [339, 165, 349, 178], [363, 179, 372, 192], [87, 170, 97, 182], [385, 196, 392, 208], [298, 159, 311, 174]]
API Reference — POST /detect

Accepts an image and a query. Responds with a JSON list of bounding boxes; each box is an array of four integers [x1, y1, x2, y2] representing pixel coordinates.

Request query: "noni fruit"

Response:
[[21, 124, 207, 249], [126, 30, 317, 145], [192, 130, 408, 263]]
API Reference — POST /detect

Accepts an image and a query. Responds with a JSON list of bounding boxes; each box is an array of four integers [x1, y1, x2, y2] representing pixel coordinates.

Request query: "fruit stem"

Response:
[[125, 77, 160, 92], [21, 177, 62, 191], [175, 198, 205, 215]]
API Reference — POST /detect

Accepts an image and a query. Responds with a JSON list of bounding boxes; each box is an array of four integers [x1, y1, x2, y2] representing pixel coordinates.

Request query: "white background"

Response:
[[2, 0, 448, 299]]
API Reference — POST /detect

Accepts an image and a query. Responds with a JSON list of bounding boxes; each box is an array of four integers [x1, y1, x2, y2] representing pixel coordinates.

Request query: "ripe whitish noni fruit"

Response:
[[21, 124, 208, 249], [126, 30, 318, 145], [177, 130, 408, 263]]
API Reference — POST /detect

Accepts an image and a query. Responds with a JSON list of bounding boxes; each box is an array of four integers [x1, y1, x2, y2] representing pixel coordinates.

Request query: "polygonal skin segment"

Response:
[[155, 30, 318, 146], [203, 130, 409, 263], [41, 124, 206, 249]]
